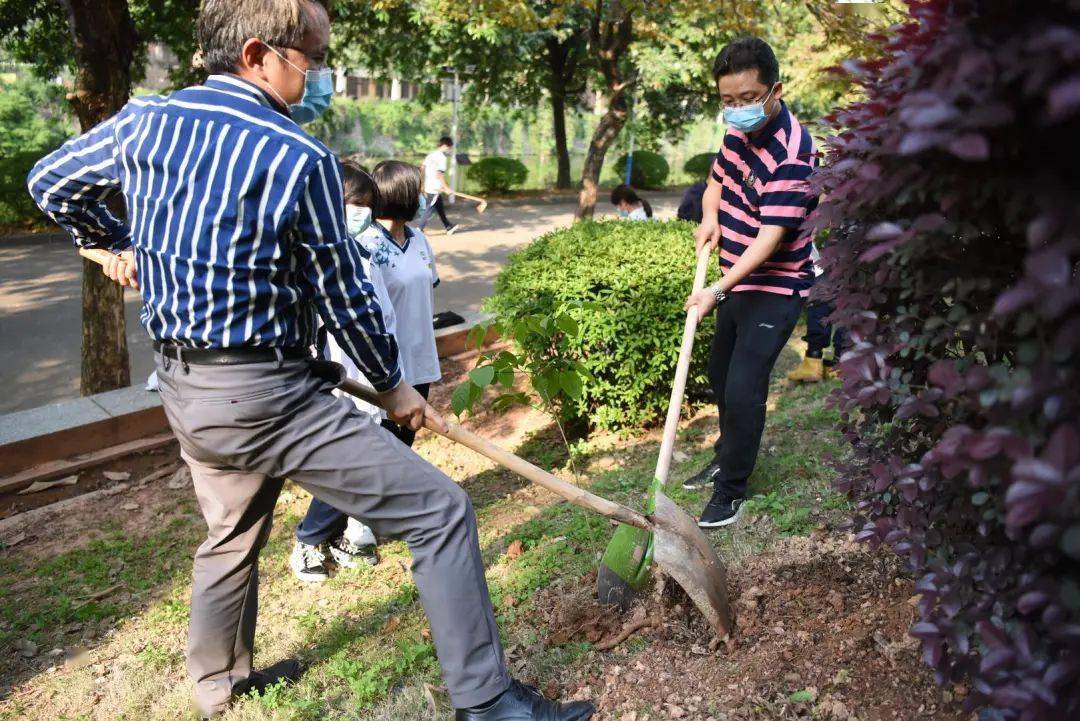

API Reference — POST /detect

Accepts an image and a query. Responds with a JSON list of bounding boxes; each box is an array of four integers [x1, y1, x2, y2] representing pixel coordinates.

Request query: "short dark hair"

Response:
[[438, 135, 454, 147], [712, 37, 779, 87], [372, 160, 421, 221], [341, 160, 379, 208]]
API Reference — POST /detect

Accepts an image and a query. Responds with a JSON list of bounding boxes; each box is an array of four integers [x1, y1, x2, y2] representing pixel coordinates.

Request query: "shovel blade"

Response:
[[597, 523, 654, 609], [651, 490, 733, 637]]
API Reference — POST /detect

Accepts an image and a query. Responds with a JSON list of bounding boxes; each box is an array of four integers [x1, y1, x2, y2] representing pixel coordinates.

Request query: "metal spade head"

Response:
[[651, 490, 733, 637]]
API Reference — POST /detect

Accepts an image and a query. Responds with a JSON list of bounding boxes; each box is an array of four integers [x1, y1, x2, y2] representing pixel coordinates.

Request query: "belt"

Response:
[[154, 342, 310, 365]]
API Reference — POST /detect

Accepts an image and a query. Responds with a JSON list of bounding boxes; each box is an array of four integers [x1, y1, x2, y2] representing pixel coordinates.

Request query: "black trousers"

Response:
[[709, 292, 804, 499], [296, 383, 431, 545], [419, 192, 453, 230], [804, 301, 849, 359]]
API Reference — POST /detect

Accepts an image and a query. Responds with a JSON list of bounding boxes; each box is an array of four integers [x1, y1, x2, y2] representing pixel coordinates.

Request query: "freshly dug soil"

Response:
[[528, 534, 969, 721]]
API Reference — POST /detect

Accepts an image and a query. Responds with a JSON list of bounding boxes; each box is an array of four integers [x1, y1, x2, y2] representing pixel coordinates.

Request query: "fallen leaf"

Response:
[[14, 639, 37, 658], [18, 475, 78, 495], [381, 616, 401, 634], [672, 450, 690, 463], [166, 467, 191, 490], [121, 502, 140, 511], [2, 532, 27, 548], [102, 471, 131, 481], [502, 595, 517, 608], [506, 540, 524, 560], [64, 647, 92, 670], [421, 627, 432, 640]]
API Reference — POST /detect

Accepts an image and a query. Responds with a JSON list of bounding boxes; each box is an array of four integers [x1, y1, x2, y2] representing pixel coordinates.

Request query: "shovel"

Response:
[[77, 246, 731, 635], [597, 244, 716, 610], [450, 191, 488, 214], [335, 376, 732, 637]]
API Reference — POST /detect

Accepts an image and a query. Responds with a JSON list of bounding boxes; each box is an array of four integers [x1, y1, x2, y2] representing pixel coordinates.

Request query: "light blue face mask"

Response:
[[345, 205, 372, 237], [722, 84, 776, 134], [265, 44, 333, 125]]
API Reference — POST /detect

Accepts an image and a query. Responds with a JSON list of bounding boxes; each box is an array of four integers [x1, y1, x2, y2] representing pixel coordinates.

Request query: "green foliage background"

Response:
[[487, 220, 716, 431], [0, 77, 73, 225]]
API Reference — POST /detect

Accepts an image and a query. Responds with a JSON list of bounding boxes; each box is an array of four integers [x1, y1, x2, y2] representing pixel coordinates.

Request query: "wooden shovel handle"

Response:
[[79, 247, 119, 265], [654, 245, 713, 487], [453, 191, 486, 203], [337, 378, 652, 531]]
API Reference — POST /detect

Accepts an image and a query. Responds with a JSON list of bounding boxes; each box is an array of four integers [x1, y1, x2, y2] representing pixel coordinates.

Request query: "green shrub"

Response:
[[486, 220, 714, 431], [612, 150, 669, 189], [683, 152, 715, 179], [467, 157, 529, 194], [0, 149, 45, 226], [0, 78, 73, 227]]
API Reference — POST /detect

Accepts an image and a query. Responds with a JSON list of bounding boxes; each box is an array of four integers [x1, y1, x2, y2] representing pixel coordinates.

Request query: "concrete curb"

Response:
[[0, 312, 498, 480]]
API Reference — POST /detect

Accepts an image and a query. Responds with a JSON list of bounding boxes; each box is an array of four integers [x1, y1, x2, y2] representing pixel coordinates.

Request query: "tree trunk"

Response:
[[61, 0, 136, 395], [576, 96, 628, 219], [551, 89, 573, 190], [576, 2, 633, 219]]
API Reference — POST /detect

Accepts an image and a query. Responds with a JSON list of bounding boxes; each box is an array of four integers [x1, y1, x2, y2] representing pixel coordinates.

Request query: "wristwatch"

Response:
[[710, 284, 728, 305]]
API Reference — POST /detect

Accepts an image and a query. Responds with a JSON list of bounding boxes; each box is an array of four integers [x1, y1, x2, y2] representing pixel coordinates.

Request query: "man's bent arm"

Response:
[[27, 113, 131, 252], [294, 153, 403, 392]]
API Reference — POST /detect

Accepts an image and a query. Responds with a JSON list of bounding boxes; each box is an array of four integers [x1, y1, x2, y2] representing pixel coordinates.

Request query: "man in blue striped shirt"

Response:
[[27, 2, 593, 720]]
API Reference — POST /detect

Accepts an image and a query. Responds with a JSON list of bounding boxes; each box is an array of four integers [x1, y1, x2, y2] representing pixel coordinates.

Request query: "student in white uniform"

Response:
[[290, 160, 442, 583], [610, 184, 654, 221], [290, 162, 391, 582], [418, 135, 459, 234]]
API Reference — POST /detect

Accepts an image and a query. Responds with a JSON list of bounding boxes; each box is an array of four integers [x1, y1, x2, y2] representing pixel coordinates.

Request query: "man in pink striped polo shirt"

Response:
[[683, 37, 819, 528]]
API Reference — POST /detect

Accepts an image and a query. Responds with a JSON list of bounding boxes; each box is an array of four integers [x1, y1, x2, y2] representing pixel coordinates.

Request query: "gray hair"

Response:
[[197, 0, 327, 75]]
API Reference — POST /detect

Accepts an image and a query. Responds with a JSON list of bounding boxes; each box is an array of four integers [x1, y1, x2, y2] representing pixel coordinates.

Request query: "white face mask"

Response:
[[345, 205, 372, 237]]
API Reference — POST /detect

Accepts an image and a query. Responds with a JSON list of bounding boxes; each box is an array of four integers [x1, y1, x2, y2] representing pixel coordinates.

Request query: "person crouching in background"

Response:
[[610, 184, 653, 220]]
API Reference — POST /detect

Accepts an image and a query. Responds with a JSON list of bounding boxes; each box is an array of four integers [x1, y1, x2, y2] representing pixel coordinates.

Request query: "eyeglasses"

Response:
[[720, 84, 776, 111], [276, 45, 328, 69]]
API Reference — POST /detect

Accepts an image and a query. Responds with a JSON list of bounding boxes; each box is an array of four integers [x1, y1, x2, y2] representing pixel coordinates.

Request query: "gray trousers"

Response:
[[155, 354, 509, 715]]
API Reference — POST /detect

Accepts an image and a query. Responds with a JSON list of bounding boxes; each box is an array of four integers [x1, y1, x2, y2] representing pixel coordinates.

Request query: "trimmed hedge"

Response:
[[466, 156, 528, 194], [486, 220, 713, 430], [683, 152, 715, 178], [612, 150, 669, 189], [813, 0, 1080, 719]]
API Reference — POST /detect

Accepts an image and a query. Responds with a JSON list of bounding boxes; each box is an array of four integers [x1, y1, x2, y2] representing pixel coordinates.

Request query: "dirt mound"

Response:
[[528, 535, 968, 721]]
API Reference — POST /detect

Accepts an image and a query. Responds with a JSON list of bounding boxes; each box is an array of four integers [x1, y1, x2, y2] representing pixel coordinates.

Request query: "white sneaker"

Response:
[[327, 533, 378, 569], [289, 540, 330, 583]]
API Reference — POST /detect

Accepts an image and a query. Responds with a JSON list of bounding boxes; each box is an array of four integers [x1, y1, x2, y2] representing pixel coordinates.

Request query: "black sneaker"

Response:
[[682, 458, 722, 490], [456, 679, 594, 720], [698, 491, 744, 528], [239, 659, 305, 696]]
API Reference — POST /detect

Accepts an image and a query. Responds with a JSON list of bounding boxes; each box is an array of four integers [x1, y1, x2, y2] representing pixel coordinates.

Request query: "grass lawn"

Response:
[[0, 336, 851, 721]]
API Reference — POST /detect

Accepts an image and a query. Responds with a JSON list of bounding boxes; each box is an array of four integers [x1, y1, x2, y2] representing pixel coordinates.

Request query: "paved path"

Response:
[[0, 194, 682, 414]]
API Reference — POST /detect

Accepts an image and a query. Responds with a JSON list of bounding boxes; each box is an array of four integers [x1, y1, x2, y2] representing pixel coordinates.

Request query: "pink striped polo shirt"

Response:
[[711, 101, 819, 296]]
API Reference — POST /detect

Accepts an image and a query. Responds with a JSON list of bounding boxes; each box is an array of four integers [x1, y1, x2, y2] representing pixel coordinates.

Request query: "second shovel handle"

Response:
[[337, 378, 651, 531]]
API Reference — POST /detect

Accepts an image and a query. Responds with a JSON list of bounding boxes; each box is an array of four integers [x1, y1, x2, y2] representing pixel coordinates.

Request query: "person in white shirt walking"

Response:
[[419, 135, 459, 234]]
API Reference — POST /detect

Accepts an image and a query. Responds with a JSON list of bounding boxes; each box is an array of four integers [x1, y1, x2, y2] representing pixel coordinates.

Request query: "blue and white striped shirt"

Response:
[[27, 74, 401, 391]]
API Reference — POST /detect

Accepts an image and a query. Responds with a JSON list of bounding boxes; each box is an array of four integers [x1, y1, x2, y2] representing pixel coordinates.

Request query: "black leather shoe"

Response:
[[455, 680, 595, 720], [237, 658, 305, 696]]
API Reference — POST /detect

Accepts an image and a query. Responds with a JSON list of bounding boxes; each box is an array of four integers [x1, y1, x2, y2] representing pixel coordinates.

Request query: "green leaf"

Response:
[[971, 491, 990, 506], [788, 690, 815, 704], [469, 365, 496, 388], [560, 370, 582, 400], [555, 314, 580, 337], [497, 368, 516, 388], [450, 383, 473, 417]]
